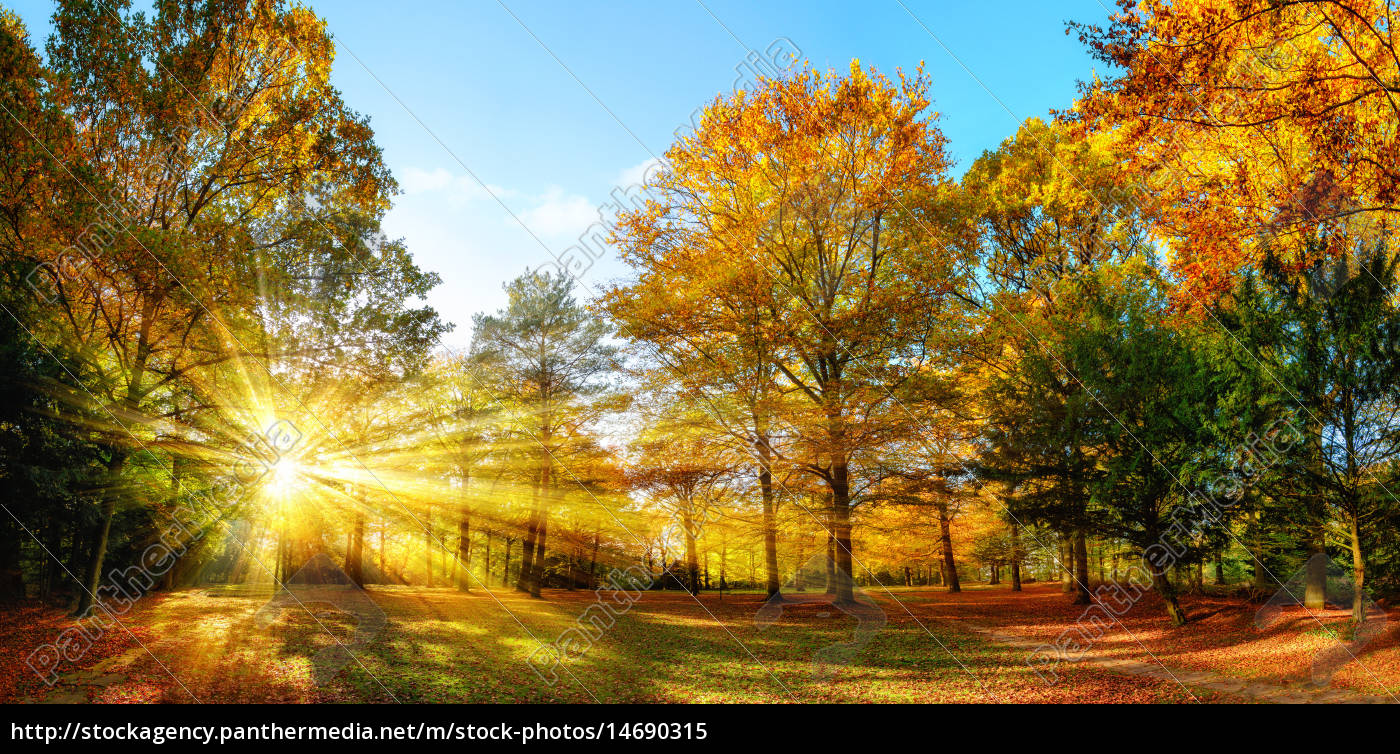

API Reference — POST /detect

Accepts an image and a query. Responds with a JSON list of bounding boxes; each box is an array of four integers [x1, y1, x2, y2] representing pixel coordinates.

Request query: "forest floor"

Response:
[[898, 582, 1400, 701], [1, 582, 1395, 703]]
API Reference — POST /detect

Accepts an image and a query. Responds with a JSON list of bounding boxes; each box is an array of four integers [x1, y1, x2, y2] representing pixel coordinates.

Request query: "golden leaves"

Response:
[[1078, 0, 1400, 301]]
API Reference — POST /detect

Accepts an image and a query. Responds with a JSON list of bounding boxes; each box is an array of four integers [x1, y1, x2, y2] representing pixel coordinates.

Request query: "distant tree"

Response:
[[472, 271, 616, 597], [625, 418, 734, 595]]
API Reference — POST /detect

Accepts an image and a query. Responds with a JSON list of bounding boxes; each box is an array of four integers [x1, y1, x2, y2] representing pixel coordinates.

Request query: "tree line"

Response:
[[3, 0, 1400, 631]]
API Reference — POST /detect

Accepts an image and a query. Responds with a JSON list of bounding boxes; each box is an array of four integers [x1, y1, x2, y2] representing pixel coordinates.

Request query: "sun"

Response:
[[267, 456, 303, 497]]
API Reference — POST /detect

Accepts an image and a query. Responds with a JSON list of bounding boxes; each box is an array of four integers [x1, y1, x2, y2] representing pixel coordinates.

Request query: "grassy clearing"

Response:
[[3, 583, 1251, 703]]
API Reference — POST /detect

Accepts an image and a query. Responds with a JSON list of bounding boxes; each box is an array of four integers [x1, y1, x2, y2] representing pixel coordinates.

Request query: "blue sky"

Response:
[[7, 0, 1113, 346]]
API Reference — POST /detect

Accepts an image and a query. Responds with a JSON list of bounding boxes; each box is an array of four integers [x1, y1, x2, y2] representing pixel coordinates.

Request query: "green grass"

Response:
[[7, 585, 1225, 703]]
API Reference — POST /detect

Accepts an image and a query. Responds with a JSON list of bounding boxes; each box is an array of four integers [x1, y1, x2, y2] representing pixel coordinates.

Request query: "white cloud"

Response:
[[397, 166, 516, 206], [614, 157, 662, 188], [399, 166, 454, 193], [517, 186, 599, 238]]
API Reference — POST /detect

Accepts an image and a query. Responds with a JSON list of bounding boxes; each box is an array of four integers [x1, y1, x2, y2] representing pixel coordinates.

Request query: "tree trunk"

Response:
[[1060, 534, 1074, 593], [517, 510, 538, 593], [683, 502, 700, 595], [1072, 529, 1091, 604], [937, 501, 960, 593], [719, 541, 727, 598], [756, 432, 781, 600], [423, 504, 433, 587], [530, 514, 548, 598], [67, 520, 85, 591], [378, 525, 386, 584], [831, 466, 855, 603], [1305, 524, 1327, 609], [1251, 509, 1269, 591], [526, 453, 551, 598], [793, 538, 806, 592], [0, 521, 24, 602], [1010, 522, 1022, 592], [483, 530, 492, 586], [40, 512, 60, 600], [75, 452, 127, 616], [824, 504, 837, 596], [588, 531, 600, 589], [1351, 513, 1366, 624], [1147, 555, 1188, 626], [503, 538, 513, 587], [659, 544, 669, 588], [457, 504, 471, 592], [346, 510, 365, 587]]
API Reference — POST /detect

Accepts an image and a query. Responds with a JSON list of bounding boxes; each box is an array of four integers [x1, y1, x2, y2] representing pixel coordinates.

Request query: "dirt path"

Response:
[[960, 623, 1393, 704]]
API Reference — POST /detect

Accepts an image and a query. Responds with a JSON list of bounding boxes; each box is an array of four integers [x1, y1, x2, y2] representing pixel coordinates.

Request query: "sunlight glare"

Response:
[[268, 457, 302, 497]]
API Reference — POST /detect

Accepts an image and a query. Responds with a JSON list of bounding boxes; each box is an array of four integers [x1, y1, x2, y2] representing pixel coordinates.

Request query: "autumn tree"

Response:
[[602, 257, 793, 599], [626, 415, 736, 595], [611, 61, 966, 603], [8, 0, 443, 615], [1076, 0, 1400, 300]]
